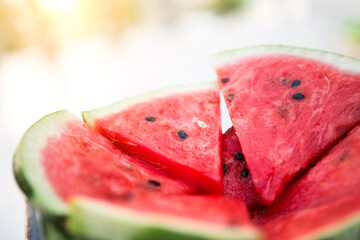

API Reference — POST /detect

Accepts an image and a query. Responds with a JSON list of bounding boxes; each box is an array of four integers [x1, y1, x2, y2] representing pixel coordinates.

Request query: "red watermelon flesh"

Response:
[[42, 115, 193, 203], [260, 196, 360, 240], [67, 195, 262, 240], [222, 127, 260, 207], [215, 51, 360, 204], [83, 84, 222, 194], [114, 195, 253, 226], [258, 124, 360, 220], [254, 125, 360, 239]]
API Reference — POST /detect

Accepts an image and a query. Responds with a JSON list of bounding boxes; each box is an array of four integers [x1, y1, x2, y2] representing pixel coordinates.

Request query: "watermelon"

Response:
[[13, 110, 192, 215], [212, 45, 360, 204], [222, 127, 260, 207], [255, 125, 360, 240], [82, 82, 223, 194], [65, 195, 261, 240]]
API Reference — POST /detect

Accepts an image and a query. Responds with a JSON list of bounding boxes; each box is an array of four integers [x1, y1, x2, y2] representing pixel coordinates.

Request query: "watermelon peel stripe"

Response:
[[66, 197, 263, 240], [82, 81, 219, 129], [211, 45, 360, 73], [13, 110, 74, 215]]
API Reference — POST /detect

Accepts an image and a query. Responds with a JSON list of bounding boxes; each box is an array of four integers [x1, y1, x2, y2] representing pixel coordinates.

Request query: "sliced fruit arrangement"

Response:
[[82, 82, 222, 194], [222, 127, 260, 207], [255, 125, 360, 240], [14, 46, 360, 240], [66, 195, 261, 240], [212, 45, 360, 204], [14, 110, 193, 215]]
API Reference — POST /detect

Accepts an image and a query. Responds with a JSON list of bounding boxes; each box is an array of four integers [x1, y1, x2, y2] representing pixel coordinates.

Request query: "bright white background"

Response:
[[1, 0, 360, 239]]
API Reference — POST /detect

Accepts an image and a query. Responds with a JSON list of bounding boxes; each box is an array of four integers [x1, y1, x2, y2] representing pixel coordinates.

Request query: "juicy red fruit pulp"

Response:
[[42, 120, 193, 203], [255, 125, 360, 240], [222, 127, 260, 207], [91, 88, 223, 194], [217, 55, 360, 204]]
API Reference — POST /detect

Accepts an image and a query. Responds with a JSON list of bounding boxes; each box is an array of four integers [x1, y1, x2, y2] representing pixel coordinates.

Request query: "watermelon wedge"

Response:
[[260, 196, 360, 240], [212, 45, 360, 204], [65, 195, 262, 240], [82, 82, 223, 194], [13, 110, 192, 215], [222, 127, 260, 207], [255, 125, 360, 240]]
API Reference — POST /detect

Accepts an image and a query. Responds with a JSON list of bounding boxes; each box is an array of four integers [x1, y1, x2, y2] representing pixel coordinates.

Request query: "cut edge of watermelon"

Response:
[[296, 208, 360, 240], [82, 81, 218, 129], [211, 45, 360, 73], [13, 110, 76, 215], [66, 197, 262, 240]]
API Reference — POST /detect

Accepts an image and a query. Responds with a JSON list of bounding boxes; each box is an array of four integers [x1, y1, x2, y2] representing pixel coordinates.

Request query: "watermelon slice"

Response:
[[222, 127, 260, 207], [13, 110, 192, 215], [82, 82, 223, 194], [212, 45, 360, 204], [260, 196, 360, 240], [255, 125, 360, 240], [65, 195, 262, 240]]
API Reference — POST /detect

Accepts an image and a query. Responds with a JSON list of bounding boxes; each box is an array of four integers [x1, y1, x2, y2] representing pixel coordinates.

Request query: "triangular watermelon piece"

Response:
[[13, 110, 193, 215], [222, 127, 260, 207], [255, 125, 360, 240], [212, 45, 360, 204], [82, 82, 222, 194], [66, 195, 262, 240]]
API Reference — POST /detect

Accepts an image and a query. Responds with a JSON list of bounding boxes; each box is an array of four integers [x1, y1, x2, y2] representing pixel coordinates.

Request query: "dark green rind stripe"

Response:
[[315, 216, 360, 240], [13, 154, 33, 199], [38, 212, 82, 240], [13, 110, 76, 215], [66, 198, 261, 240]]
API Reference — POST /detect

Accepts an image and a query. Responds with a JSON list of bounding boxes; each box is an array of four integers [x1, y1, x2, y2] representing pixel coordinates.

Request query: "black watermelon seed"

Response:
[[221, 78, 230, 84], [291, 80, 301, 87], [339, 152, 349, 162], [177, 130, 187, 140], [227, 93, 235, 102], [292, 93, 305, 100], [223, 164, 228, 174], [241, 168, 249, 178], [147, 180, 161, 187], [145, 116, 156, 122], [234, 152, 245, 161]]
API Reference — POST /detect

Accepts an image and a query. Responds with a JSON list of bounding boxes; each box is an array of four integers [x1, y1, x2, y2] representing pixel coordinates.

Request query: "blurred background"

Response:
[[1, 0, 360, 238]]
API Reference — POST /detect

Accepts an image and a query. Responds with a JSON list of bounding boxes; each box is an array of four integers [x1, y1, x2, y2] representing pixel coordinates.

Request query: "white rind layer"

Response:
[[67, 197, 262, 240], [13, 110, 79, 215], [82, 81, 218, 128], [211, 45, 360, 73]]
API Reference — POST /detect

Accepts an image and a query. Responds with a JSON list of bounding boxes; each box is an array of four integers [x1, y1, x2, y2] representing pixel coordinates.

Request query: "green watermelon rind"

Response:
[[66, 197, 262, 240], [82, 81, 218, 128], [305, 209, 360, 240], [13, 110, 78, 215], [211, 45, 360, 73]]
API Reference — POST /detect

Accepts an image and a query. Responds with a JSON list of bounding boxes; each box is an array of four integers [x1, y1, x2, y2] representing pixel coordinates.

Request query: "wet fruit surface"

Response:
[[216, 54, 360, 204]]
